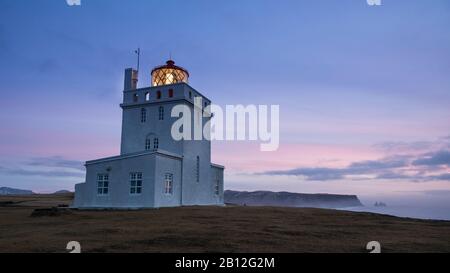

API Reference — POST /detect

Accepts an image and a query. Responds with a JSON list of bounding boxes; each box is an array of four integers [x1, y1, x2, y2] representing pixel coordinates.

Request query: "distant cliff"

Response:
[[53, 190, 72, 194], [0, 187, 34, 195], [224, 190, 363, 208]]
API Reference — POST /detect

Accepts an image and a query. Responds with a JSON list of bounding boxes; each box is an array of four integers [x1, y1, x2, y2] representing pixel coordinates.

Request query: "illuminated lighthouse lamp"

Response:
[[151, 59, 189, 86]]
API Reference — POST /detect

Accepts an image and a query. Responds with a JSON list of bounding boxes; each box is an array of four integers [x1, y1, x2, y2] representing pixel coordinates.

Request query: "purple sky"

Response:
[[0, 1, 449, 207]]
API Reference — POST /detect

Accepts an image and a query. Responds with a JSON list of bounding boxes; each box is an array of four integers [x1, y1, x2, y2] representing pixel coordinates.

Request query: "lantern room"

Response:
[[151, 59, 189, 87]]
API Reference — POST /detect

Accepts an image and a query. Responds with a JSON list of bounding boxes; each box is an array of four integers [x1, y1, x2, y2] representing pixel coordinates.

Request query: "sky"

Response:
[[0, 0, 449, 211]]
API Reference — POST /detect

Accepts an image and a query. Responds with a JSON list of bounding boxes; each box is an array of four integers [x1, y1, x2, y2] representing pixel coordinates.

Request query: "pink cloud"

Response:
[[212, 141, 383, 173]]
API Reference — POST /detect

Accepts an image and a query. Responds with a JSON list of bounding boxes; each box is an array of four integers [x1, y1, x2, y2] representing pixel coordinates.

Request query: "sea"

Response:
[[339, 194, 450, 221]]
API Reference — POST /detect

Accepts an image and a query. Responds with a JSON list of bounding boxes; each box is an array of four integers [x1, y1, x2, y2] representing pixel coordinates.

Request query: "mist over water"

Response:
[[340, 191, 450, 221]]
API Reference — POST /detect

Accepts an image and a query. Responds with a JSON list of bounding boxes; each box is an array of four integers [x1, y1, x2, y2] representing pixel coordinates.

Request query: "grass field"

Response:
[[0, 193, 449, 253]]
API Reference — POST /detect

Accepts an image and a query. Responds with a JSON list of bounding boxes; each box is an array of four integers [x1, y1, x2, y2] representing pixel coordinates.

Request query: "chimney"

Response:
[[124, 68, 139, 90]]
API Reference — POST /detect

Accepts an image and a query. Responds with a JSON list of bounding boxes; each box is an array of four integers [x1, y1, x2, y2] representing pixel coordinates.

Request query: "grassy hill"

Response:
[[0, 193, 449, 253]]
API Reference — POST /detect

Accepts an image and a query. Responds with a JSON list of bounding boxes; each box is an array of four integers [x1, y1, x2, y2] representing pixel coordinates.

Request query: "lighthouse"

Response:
[[74, 60, 224, 208]]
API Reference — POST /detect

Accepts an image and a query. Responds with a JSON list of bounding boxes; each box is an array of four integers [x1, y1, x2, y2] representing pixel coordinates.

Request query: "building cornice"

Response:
[[123, 82, 212, 102], [85, 149, 183, 166], [211, 163, 225, 169]]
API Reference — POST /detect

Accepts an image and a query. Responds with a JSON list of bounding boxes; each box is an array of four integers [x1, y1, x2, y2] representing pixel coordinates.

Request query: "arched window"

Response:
[[168, 89, 174, 98], [145, 92, 150, 101], [141, 108, 146, 123], [145, 138, 151, 150], [158, 106, 164, 120], [145, 133, 156, 151], [133, 93, 138, 102], [153, 138, 159, 149], [157, 90, 161, 99]]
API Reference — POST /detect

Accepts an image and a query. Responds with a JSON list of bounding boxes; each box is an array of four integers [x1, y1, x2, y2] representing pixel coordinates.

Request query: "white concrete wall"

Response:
[[74, 153, 157, 208], [120, 83, 211, 156], [119, 82, 220, 206], [73, 151, 186, 209], [211, 165, 225, 205], [153, 154, 182, 207], [74, 79, 224, 209]]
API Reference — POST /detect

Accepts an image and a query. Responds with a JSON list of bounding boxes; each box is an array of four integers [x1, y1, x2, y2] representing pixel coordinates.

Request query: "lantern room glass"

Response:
[[151, 67, 189, 86]]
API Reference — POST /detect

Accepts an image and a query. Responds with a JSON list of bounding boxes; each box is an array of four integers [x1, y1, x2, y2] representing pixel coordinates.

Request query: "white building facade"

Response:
[[73, 60, 224, 208]]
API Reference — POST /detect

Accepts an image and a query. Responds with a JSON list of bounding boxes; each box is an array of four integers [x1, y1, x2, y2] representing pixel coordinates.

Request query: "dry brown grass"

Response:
[[0, 193, 449, 253]]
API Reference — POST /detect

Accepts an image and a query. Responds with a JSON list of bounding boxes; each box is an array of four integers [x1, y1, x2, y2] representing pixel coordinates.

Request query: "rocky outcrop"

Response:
[[53, 190, 72, 194]]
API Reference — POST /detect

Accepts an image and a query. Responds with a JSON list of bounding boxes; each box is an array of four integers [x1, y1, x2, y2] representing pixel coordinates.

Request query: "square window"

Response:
[[130, 172, 143, 195], [97, 173, 109, 195]]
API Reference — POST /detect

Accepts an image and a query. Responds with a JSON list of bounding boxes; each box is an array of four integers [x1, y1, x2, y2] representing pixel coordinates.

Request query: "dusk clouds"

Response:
[[260, 141, 450, 182], [27, 156, 84, 171], [0, 166, 84, 178], [412, 150, 450, 167], [0, 156, 84, 179]]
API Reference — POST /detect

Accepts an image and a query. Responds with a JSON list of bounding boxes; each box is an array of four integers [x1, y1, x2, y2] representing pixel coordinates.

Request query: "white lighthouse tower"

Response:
[[74, 60, 224, 208]]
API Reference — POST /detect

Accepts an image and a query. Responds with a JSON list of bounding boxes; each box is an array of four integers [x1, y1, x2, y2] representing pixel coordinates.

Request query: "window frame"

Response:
[[97, 173, 109, 196], [141, 108, 147, 123], [214, 173, 220, 195], [129, 172, 143, 195], [145, 138, 151, 150], [196, 156, 200, 183], [164, 173, 173, 195], [158, 106, 164, 120]]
